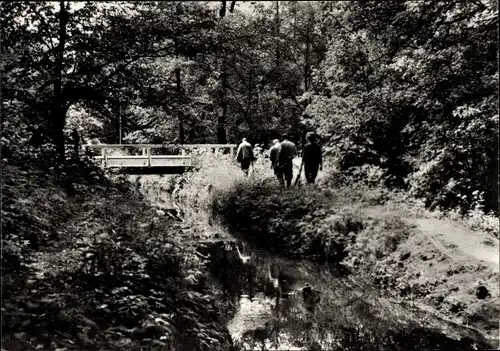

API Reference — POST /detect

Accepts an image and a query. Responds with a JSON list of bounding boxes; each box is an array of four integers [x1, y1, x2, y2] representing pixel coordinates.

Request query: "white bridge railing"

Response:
[[82, 144, 237, 168]]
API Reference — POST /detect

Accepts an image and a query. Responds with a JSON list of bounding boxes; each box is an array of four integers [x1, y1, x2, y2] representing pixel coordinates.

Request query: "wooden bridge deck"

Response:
[[93, 155, 192, 168], [83, 144, 237, 169]]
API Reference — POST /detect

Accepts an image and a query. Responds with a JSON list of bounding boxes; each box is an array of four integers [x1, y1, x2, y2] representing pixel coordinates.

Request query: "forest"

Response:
[[1, 1, 499, 350], [2, 0, 498, 214]]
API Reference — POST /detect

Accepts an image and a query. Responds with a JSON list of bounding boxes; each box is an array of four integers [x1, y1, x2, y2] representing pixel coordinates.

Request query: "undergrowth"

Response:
[[205, 158, 415, 265], [200, 153, 498, 347], [172, 149, 498, 268], [320, 167, 499, 238], [1, 158, 234, 351], [211, 182, 365, 263]]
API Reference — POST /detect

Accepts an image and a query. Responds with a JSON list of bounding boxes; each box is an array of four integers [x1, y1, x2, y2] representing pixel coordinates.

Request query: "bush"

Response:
[[175, 150, 247, 212], [211, 180, 365, 263], [1, 161, 234, 351]]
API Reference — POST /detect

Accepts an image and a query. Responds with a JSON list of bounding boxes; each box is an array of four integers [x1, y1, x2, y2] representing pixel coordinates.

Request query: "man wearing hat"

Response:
[[301, 132, 323, 184]]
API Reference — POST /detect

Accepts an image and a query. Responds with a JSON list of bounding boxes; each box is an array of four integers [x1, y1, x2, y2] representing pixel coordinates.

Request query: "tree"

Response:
[[2, 1, 178, 162], [121, 1, 219, 144], [52, 0, 69, 163], [308, 0, 498, 213], [216, 0, 238, 144]]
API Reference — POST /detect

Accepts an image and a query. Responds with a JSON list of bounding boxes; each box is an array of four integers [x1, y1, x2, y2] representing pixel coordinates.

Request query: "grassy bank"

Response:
[[210, 179, 423, 272], [202, 154, 498, 343], [1, 159, 234, 351]]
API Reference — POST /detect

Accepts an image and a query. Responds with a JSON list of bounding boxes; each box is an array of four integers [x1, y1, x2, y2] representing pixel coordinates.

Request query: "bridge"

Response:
[[83, 144, 237, 172]]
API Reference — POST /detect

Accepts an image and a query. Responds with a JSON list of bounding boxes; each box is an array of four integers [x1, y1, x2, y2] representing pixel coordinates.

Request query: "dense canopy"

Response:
[[1, 0, 498, 213]]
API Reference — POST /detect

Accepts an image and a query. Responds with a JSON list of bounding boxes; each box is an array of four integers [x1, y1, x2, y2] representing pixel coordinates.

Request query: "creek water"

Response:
[[202, 240, 494, 351], [134, 175, 496, 351]]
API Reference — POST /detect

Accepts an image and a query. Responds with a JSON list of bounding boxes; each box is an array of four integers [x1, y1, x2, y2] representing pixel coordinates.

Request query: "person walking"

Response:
[[269, 139, 283, 185], [277, 135, 297, 188], [236, 138, 254, 176], [302, 132, 323, 184]]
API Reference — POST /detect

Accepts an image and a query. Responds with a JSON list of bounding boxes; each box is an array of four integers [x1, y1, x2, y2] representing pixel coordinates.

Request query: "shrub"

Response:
[[176, 150, 249, 212], [1, 160, 235, 351], [211, 181, 365, 263]]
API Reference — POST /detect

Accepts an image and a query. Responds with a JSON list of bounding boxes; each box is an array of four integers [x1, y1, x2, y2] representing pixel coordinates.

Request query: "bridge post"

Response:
[[147, 147, 151, 167], [102, 148, 107, 167], [230, 146, 235, 158], [142, 148, 146, 156]]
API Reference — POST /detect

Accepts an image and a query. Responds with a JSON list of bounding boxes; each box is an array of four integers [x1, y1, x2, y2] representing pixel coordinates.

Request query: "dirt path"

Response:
[[413, 218, 499, 273], [364, 207, 499, 273]]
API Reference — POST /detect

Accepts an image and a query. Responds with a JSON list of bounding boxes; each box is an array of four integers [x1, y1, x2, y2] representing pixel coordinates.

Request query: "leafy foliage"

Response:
[[1, 162, 233, 350], [3, 2, 498, 349], [211, 180, 365, 264], [2, 0, 497, 215], [306, 0, 498, 214]]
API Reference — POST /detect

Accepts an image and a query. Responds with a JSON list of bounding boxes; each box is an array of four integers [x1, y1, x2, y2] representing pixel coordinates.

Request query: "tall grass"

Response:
[[203, 151, 497, 272]]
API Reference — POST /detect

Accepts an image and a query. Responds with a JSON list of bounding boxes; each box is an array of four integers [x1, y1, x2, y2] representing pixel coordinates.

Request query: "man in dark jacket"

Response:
[[302, 132, 322, 184], [236, 138, 254, 176], [269, 139, 283, 184], [277, 136, 297, 188]]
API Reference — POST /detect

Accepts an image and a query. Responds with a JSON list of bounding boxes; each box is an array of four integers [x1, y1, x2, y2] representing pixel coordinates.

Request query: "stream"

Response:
[[201, 241, 494, 350], [134, 175, 496, 350]]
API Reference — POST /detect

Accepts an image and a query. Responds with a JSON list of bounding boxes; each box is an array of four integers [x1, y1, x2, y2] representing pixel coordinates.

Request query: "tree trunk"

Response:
[[217, 1, 229, 144], [246, 53, 253, 122], [293, 2, 297, 41], [219, 0, 227, 18], [173, 31, 185, 145], [175, 67, 185, 145], [304, 26, 310, 92], [229, 0, 236, 13], [53, 0, 69, 164], [275, 1, 280, 67], [274, 1, 281, 96]]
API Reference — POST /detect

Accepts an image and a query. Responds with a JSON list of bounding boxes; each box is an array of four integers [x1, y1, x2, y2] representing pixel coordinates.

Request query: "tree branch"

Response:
[[227, 85, 247, 114], [229, 61, 250, 90], [30, 3, 56, 51]]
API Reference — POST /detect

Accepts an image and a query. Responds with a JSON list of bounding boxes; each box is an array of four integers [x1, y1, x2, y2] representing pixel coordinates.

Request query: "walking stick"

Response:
[[294, 160, 303, 187]]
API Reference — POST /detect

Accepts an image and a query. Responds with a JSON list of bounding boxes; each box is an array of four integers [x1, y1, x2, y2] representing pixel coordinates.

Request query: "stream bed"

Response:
[[198, 237, 495, 351], [135, 175, 496, 350]]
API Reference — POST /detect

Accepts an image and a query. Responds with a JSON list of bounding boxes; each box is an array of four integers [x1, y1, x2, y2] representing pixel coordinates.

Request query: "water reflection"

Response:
[[203, 241, 496, 351], [134, 181, 496, 350]]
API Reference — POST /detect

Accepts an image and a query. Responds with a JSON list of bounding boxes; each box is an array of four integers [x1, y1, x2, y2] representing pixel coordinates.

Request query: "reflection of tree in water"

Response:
[[205, 241, 256, 303], [239, 262, 322, 349], [205, 241, 494, 350]]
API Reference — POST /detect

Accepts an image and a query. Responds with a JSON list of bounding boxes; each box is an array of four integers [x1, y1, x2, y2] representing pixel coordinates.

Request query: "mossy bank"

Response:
[[209, 177, 499, 347], [1, 161, 235, 351]]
